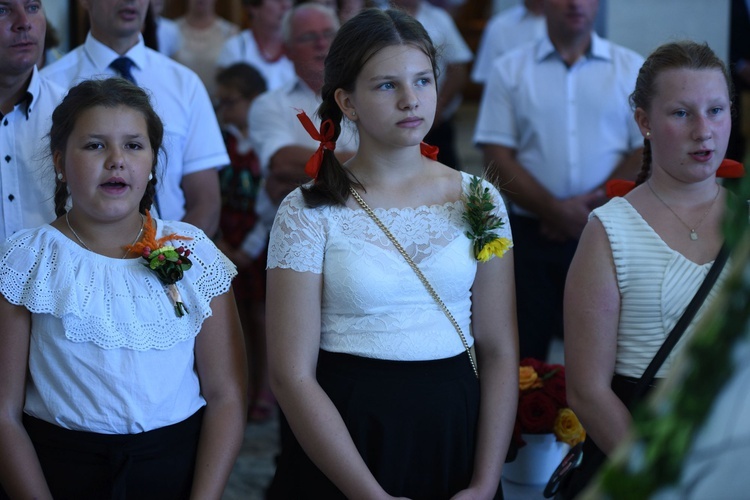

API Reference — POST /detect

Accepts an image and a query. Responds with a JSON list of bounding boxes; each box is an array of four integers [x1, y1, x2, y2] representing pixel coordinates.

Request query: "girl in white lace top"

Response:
[[565, 41, 732, 468], [265, 9, 518, 500], [0, 79, 246, 499]]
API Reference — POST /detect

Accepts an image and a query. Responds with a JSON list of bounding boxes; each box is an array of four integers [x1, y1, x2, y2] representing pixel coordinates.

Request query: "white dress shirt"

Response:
[[471, 4, 546, 83], [474, 34, 644, 213], [0, 67, 65, 240]]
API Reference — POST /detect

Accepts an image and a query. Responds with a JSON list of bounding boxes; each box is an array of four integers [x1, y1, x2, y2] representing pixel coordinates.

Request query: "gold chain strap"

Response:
[[349, 186, 479, 378]]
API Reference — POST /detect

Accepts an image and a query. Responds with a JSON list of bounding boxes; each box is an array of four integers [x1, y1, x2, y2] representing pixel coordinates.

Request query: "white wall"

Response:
[[606, 0, 730, 61], [44, 1, 70, 52]]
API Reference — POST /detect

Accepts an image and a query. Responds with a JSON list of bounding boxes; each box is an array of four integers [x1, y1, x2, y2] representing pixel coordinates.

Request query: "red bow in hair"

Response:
[[605, 158, 745, 198], [297, 110, 336, 179], [420, 142, 439, 160]]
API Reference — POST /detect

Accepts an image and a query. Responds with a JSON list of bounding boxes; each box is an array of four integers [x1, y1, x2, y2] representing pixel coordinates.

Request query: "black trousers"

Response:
[[1, 408, 203, 500], [509, 214, 579, 360]]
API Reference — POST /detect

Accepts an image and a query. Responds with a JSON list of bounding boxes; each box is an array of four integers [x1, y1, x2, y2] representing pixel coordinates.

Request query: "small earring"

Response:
[[56, 172, 64, 181], [351, 111, 356, 117], [646, 131, 651, 138], [148, 172, 153, 181]]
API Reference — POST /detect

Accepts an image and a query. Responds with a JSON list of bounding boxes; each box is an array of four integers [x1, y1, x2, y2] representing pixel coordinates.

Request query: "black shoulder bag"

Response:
[[545, 243, 730, 499]]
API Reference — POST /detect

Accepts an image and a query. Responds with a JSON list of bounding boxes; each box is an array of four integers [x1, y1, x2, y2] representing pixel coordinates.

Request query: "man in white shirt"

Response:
[[42, 0, 227, 237], [0, 0, 65, 240], [474, 0, 644, 360], [471, 0, 546, 84], [250, 3, 356, 228]]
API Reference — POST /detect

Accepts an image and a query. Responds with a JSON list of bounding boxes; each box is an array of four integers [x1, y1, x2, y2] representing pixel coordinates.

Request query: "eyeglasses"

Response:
[[293, 30, 336, 45]]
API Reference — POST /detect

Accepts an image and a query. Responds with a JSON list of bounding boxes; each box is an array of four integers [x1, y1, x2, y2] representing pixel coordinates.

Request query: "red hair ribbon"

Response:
[[420, 142, 439, 160], [605, 158, 745, 198], [297, 110, 336, 179]]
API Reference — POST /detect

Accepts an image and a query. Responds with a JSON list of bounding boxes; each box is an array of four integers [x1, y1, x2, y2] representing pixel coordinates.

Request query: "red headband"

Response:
[[297, 110, 337, 179], [606, 158, 745, 198]]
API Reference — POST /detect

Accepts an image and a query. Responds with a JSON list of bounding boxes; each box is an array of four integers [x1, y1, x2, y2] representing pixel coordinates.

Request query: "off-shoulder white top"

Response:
[[268, 172, 513, 361]]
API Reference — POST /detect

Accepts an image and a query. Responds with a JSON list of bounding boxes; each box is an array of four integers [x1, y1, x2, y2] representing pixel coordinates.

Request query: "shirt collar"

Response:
[[287, 75, 319, 98], [0, 66, 39, 121], [83, 32, 148, 75], [22, 66, 41, 119], [535, 32, 611, 64]]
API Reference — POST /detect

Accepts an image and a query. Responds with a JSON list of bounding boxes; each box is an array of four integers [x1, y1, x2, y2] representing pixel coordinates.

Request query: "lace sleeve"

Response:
[[267, 190, 326, 273]]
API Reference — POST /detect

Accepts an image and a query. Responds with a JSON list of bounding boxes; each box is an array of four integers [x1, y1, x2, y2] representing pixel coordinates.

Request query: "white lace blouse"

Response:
[[0, 219, 236, 434], [267, 172, 513, 361]]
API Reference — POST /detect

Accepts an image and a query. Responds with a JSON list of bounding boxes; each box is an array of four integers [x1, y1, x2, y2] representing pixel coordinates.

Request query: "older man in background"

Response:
[[250, 3, 356, 230]]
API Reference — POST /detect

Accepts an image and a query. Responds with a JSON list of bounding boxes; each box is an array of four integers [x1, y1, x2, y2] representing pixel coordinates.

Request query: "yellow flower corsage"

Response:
[[462, 175, 511, 262]]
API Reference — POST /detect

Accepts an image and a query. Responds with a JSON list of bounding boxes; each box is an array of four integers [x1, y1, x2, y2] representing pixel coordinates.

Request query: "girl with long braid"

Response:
[[563, 41, 735, 496], [0, 78, 246, 498], [265, 8, 518, 499]]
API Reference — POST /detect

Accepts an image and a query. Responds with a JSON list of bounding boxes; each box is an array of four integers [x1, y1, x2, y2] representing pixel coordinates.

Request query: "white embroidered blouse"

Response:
[[0, 219, 236, 434], [267, 171, 513, 361]]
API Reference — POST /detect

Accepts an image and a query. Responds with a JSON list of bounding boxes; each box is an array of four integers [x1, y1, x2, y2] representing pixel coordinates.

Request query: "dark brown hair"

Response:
[[301, 8, 438, 207], [216, 63, 268, 98], [51, 78, 164, 216], [630, 41, 733, 185]]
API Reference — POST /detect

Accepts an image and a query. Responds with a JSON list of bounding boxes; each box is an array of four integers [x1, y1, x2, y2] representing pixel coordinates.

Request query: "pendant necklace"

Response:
[[65, 212, 145, 258], [647, 180, 720, 241]]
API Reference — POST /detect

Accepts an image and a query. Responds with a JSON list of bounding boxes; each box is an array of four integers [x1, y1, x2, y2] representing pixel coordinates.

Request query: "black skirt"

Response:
[[267, 350, 502, 500], [0, 408, 203, 500]]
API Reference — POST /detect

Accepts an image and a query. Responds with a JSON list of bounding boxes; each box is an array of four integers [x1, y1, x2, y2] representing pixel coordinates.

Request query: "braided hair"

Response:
[[301, 8, 438, 207]]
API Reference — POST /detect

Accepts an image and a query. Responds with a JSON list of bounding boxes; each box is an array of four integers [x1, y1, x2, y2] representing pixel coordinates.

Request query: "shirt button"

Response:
[[8, 194, 14, 201], [4, 155, 10, 163]]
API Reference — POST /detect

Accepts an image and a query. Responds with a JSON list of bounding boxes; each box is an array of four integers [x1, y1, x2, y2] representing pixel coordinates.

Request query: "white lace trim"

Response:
[[0, 220, 237, 351], [268, 172, 512, 273], [266, 173, 514, 361]]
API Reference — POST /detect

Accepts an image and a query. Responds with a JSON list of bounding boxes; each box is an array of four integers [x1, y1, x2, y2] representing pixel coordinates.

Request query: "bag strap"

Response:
[[348, 186, 479, 378], [631, 243, 730, 404]]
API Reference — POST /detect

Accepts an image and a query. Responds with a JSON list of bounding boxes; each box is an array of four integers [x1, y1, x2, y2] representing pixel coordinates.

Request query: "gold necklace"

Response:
[[65, 212, 145, 258], [647, 180, 720, 241]]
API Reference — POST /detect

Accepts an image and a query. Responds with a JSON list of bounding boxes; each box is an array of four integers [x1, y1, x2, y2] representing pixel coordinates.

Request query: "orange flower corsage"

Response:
[[125, 210, 194, 317]]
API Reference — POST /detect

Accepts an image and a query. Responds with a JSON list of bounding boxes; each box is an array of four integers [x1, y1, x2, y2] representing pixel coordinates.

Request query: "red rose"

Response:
[[521, 357, 546, 373], [542, 372, 568, 407], [518, 390, 558, 434]]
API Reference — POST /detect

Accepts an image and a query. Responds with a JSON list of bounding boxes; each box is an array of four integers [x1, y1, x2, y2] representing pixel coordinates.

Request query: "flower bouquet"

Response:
[[503, 358, 587, 485], [513, 358, 586, 449]]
